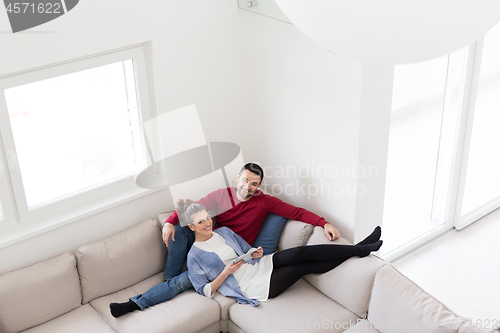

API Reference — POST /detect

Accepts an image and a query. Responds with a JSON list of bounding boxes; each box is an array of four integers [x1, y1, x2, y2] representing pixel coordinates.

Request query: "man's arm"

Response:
[[162, 211, 179, 246], [265, 195, 341, 240], [322, 223, 341, 241]]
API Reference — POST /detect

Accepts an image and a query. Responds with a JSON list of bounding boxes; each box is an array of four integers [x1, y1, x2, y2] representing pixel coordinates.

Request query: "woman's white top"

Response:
[[193, 232, 274, 301]]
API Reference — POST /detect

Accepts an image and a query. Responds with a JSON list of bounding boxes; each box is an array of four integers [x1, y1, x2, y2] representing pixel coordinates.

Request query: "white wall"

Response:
[[0, 0, 394, 274], [234, 13, 393, 242], [353, 63, 393, 243], [235, 13, 363, 240]]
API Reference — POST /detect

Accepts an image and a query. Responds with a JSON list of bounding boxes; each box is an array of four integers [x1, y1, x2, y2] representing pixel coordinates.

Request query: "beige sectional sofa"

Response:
[[0, 217, 497, 333]]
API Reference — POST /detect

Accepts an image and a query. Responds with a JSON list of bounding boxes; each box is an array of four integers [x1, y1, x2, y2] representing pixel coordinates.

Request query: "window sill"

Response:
[[0, 185, 157, 249]]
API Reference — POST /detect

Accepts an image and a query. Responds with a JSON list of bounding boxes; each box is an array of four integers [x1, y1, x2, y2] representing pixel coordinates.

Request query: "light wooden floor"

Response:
[[392, 207, 500, 324]]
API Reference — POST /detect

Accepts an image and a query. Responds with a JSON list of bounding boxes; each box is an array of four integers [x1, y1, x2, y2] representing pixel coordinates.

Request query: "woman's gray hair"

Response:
[[176, 199, 206, 227]]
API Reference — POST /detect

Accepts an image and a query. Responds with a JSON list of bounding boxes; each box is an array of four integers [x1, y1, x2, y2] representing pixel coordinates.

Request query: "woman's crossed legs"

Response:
[[268, 227, 382, 299]]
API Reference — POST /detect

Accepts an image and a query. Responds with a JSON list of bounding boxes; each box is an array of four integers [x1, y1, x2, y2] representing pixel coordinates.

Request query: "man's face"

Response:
[[236, 170, 261, 201]]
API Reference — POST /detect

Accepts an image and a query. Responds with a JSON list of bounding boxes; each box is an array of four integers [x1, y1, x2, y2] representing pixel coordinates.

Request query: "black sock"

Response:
[[356, 240, 383, 257], [110, 300, 140, 318], [356, 226, 382, 246]]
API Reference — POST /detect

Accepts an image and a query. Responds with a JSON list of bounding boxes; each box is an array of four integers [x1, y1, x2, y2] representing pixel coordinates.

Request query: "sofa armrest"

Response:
[[368, 265, 467, 333]]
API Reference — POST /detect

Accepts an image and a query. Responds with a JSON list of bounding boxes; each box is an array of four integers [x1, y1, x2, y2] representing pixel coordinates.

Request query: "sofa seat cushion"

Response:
[[305, 226, 387, 319], [21, 304, 116, 333], [75, 219, 167, 303], [90, 273, 220, 333], [229, 279, 360, 333], [343, 319, 381, 332], [0, 252, 82, 333], [368, 265, 467, 333]]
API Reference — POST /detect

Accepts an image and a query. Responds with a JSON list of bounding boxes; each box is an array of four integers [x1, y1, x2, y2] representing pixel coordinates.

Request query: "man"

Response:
[[110, 163, 340, 317]]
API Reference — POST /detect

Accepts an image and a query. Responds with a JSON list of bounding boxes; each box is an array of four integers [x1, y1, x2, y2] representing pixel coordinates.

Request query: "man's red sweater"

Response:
[[166, 187, 328, 246]]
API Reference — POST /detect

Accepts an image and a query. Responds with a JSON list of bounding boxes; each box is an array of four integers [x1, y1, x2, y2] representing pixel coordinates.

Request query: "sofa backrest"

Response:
[[368, 265, 467, 333], [0, 252, 82, 333], [277, 220, 315, 250], [303, 226, 387, 318], [75, 219, 167, 304]]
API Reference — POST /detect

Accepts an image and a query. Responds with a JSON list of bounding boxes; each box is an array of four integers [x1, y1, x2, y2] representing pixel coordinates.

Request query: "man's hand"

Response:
[[323, 223, 341, 241], [162, 223, 175, 247], [251, 247, 264, 260]]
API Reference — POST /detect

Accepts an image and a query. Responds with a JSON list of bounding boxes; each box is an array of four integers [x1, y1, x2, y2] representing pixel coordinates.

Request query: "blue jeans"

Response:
[[130, 271, 192, 310], [163, 223, 195, 280], [129, 224, 194, 310]]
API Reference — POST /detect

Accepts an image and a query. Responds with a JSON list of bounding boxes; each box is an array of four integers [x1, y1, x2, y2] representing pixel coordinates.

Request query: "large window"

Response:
[[0, 45, 155, 241], [382, 50, 465, 256], [383, 23, 500, 259], [460, 23, 500, 224]]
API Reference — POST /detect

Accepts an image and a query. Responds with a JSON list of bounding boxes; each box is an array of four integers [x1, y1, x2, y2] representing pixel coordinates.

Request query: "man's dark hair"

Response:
[[240, 163, 264, 184]]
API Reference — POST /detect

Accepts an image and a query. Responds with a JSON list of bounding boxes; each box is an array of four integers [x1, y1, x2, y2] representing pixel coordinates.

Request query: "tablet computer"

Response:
[[233, 248, 258, 263]]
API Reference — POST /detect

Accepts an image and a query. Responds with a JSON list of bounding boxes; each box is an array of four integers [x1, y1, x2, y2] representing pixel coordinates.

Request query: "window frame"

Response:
[[383, 41, 486, 262], [0, 133, 17, 230], [0, 43, 158, 247]]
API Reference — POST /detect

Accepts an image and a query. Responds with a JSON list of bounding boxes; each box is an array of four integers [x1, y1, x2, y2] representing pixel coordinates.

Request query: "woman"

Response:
[[181, 199, 383, 305]]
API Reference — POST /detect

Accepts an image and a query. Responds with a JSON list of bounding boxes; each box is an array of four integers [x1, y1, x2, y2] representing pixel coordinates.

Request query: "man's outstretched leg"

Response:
[[163, 223, 195, 281], [110, 271, 193, 318]]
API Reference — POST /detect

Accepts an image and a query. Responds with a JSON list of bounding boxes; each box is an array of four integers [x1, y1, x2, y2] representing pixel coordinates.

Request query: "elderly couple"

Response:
[[110, 163, 382, 317]]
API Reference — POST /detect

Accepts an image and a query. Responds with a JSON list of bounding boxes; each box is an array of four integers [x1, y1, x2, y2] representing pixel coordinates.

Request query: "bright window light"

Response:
[[4, 59, 145, 209], [383, 48, 466, 256], [462, 25, 500, 213]]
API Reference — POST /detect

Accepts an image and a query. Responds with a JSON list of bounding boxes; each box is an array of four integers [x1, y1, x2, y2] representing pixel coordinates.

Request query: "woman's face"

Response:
[[188, 209, 213, 238]]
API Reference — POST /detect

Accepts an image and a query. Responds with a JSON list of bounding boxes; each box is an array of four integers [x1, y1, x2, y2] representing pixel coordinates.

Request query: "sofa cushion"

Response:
[[0, 252, 81, 333], [305, 226, 386, 319], [22, 304, 116, 333], [277, 220, 315, 250], [368, 265, 467, 333], [229, 279, 360, 333], [158, 211, 174, 224], [75, 219, 167, 303], [90, 273, 220, 333], [213, 292, 236, 321], [253, 214, 289, 255], [305, 256, 386, 319]]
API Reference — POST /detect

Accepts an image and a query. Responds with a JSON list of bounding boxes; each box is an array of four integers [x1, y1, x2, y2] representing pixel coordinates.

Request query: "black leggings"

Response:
[[268, 243, 372, 298]]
